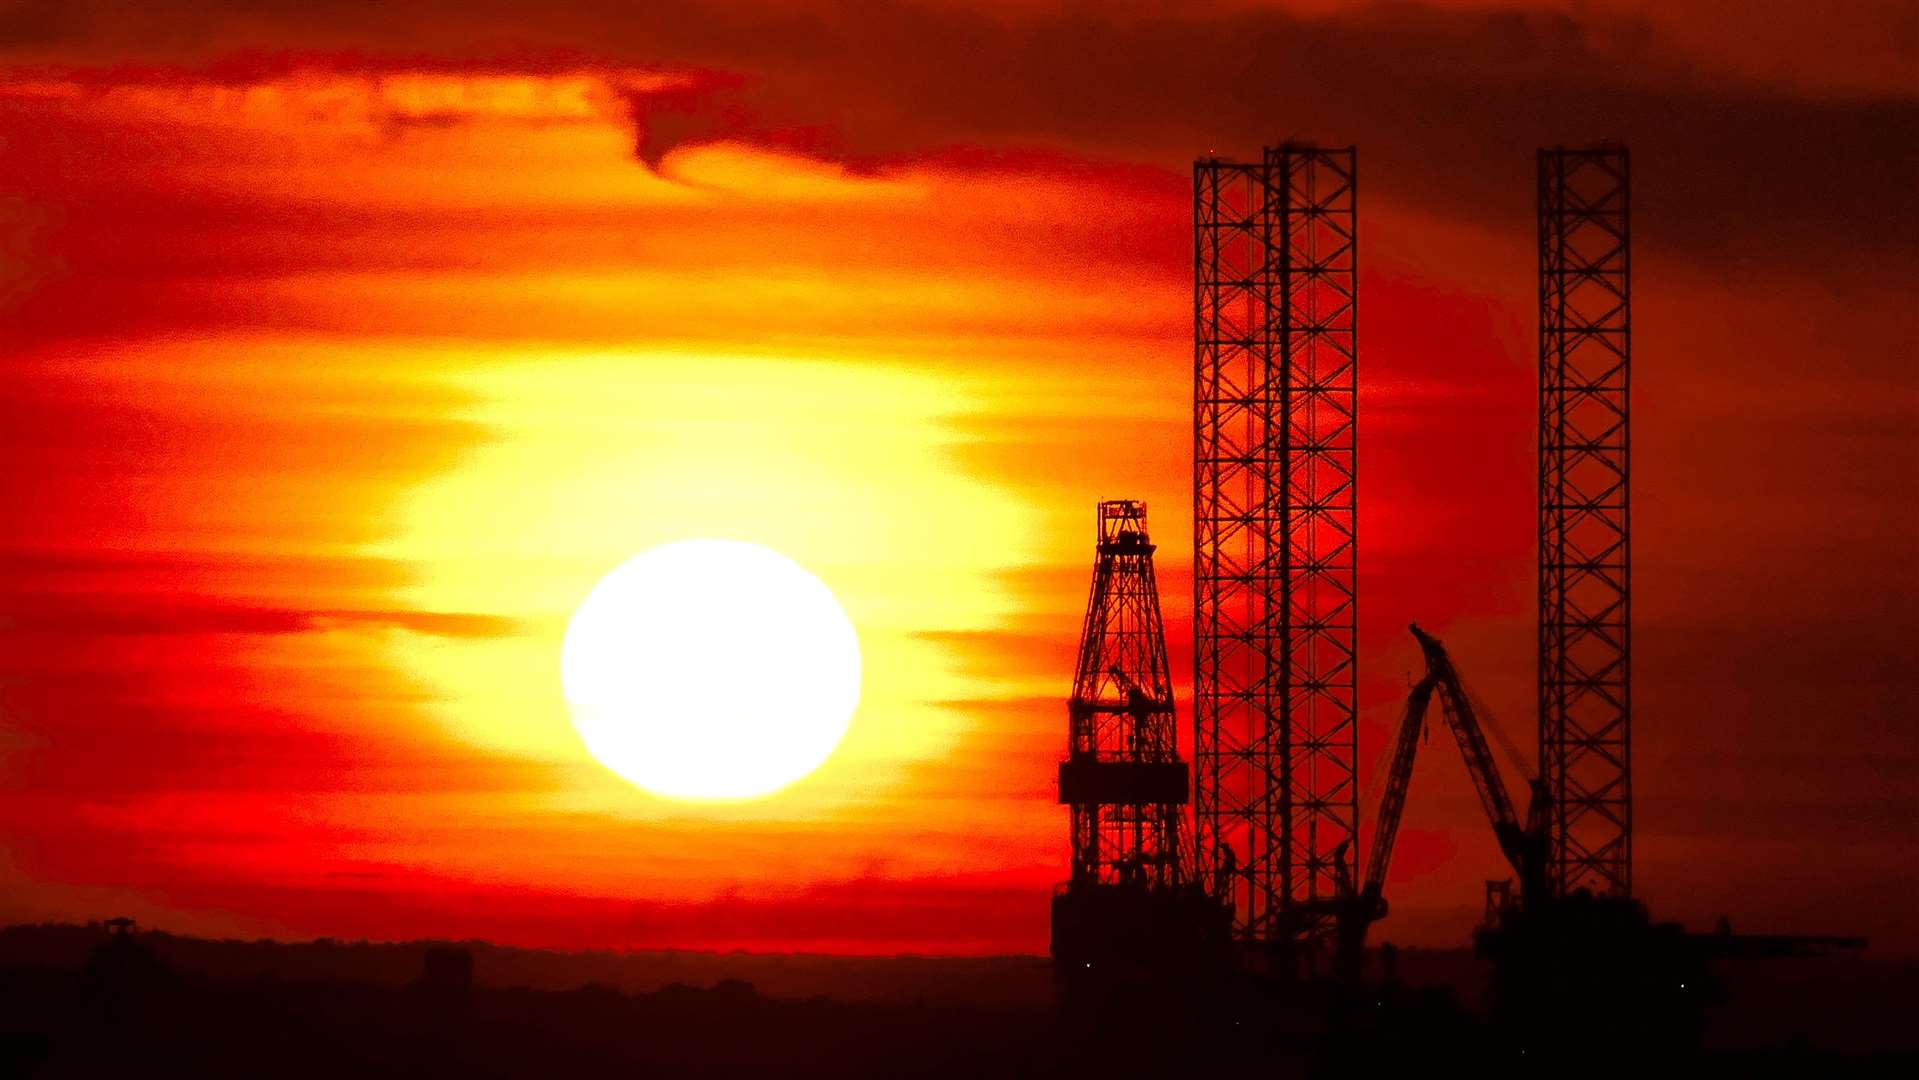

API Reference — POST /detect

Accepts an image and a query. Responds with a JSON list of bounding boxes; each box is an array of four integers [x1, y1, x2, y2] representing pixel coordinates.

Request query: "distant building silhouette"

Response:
[[81, 917, 174, 1024]]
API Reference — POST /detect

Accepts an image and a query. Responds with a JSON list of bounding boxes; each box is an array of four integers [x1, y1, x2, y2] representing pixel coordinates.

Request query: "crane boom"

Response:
[[1360, 672, 1438, 902], [1333, 639, 1441, 978], [1409, 623, 1551, 908], [1411, 624, 1520, 836]]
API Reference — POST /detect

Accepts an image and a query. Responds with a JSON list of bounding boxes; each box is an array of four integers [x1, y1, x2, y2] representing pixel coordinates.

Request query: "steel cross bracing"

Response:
[[1194, 145, 1358, 952], [1064, 500, 1187, 888], [1537, 146, 1631, 899]]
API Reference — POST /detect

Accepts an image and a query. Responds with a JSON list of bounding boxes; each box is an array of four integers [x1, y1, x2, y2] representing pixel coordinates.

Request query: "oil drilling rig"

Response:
[[1053, 142, 1858, 1054], [1183, 143, 1637, 983], [1051, 501, 1229, 997], [1057, 141, 1375, 985]]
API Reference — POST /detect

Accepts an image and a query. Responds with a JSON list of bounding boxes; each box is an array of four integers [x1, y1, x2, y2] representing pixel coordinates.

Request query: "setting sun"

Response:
[[560, 540, 862, 800]]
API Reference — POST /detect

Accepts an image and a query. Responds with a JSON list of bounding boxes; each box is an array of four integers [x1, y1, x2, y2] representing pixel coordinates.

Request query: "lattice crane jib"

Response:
[[1538, 146, 1631, 899], [1195, 145, 1359, 952], [1062, 500, 1188, 889]]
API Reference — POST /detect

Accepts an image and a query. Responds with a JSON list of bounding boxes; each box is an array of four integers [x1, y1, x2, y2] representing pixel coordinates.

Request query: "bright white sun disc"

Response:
[[561, 540, 861, 800]]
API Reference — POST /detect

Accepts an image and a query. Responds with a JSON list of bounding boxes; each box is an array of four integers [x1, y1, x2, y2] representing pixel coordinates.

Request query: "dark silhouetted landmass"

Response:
[[0, 922, 1910, 1077], [0, 922, 1054, 1008], [0, 922, 1061, 1078]]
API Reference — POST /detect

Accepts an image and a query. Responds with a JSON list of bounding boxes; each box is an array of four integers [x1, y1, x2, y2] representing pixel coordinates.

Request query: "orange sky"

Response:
[[1, 2, 1914, 956]]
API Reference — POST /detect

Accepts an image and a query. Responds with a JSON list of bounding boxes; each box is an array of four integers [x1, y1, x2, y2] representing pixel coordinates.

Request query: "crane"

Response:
[[1331, 667, 1435, 973], [1336, 627, 1856, 1054], [1409, 623, 1552, 915], [1334, 624, 1550, 978]]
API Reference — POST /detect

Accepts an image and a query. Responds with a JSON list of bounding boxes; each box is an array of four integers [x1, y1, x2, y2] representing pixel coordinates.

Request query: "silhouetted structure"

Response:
[[1537, 145, 1632, 899], [1390, 627, 1554, 925], [1330, 626, 1551, 980], [1329, 642, 1436, 979], [1033, 138, 1883, 1068], [1193, 143, 1359, 970], [1052, 501, 1227, 996], [1060, 501, 1187, 888], [1377, 626, 1705, 1058]]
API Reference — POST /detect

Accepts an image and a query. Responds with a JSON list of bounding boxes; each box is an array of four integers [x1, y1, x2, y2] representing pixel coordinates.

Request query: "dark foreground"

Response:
[[0, 924, 1911, 1078]]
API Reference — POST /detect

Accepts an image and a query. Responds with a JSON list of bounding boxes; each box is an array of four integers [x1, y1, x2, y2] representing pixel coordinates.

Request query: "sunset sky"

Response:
[[1, 2, 1914, 957]]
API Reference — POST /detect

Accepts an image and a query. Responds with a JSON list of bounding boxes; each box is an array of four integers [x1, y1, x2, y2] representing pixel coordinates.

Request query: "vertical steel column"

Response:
[[1268, 144, 1360, 942], [1195, 145, 1358, 957], [1538, 146, 1631, 899], [1194, 158, 1274, 941]]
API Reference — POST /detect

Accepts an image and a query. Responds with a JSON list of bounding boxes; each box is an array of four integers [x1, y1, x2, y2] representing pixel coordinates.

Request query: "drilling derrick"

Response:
[[1537, 147, 1631, 899], [1194, 144, 1359, 967], [1064, 500, 1186, 888], [1053, 501, 1226, 994]]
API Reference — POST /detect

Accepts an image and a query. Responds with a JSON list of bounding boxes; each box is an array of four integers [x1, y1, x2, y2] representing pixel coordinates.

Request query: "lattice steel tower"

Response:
[[1537, 146, 1631, 898], [1194, 145, 1359, 955], [1061, 500, 1188, 888]]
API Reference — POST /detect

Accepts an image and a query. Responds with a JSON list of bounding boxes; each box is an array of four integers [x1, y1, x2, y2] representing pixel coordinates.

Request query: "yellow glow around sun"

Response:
[[372, 345, 1040, 850], [561, 540, 861, 800]]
